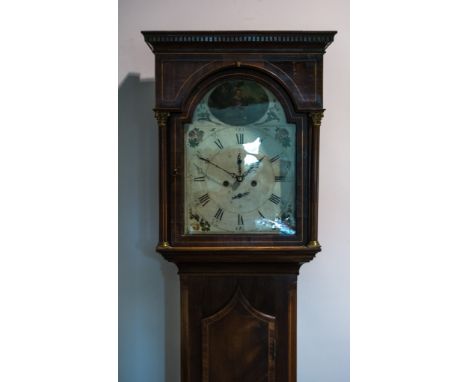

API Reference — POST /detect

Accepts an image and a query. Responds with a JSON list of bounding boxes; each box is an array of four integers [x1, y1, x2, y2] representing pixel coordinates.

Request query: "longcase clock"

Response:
[[142, 30, 336, 382]]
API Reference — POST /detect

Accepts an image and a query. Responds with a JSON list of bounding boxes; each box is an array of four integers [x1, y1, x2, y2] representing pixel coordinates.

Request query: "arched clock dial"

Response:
[[185, 79, 296, 234]]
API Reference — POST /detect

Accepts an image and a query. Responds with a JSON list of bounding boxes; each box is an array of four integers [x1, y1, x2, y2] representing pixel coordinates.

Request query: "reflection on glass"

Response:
[[255, 218, 296, 235], [243, 137, 261, 156]]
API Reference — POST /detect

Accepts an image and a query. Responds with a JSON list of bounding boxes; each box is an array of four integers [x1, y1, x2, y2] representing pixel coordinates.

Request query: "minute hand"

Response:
[[242, 156, 265, 178], [197, 156, 237, 179], [194, 165, 224, 186]]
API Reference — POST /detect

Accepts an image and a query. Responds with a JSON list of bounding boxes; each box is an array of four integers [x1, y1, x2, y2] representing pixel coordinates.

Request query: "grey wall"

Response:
[[119, 1, 349, 381]]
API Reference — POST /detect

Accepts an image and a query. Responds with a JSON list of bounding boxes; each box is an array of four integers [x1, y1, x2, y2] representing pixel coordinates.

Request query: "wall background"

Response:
[[119, 0, 349, 381]]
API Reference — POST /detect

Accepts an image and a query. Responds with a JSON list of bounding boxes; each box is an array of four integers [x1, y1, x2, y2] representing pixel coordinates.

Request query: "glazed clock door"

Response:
[[181, 77, 302, 241]]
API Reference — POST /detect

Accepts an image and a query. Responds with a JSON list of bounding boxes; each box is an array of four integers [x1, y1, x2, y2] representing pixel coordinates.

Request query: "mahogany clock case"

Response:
[[142, 31, 336, 382]]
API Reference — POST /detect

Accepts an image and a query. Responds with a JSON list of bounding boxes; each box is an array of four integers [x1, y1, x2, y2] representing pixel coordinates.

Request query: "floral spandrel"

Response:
[[275, 127, 291, 148], [195, 104, 221, 125], [189, 210, 211, 232], [188, 128, 204, 147]]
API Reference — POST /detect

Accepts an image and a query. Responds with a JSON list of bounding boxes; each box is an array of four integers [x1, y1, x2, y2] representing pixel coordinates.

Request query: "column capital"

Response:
[[153, 109, 171, 127], [309, 110, 325, 128]]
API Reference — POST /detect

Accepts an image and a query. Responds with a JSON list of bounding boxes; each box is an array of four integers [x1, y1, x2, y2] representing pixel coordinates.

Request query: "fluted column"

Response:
[[154, 110, 171, 248], [308, 110, 324, 250]]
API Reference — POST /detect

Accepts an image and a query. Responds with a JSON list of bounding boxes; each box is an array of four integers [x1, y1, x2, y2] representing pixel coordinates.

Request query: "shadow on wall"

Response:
[[119, 73, 180, 382]]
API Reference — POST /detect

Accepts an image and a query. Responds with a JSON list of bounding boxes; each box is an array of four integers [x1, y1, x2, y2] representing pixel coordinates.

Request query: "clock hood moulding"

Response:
[[142, 30, 337, 53]]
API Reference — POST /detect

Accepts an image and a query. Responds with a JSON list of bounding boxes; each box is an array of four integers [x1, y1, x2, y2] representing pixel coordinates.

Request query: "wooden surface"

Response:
[[180, 273, 297, 382], [202, 288, 276, 382]]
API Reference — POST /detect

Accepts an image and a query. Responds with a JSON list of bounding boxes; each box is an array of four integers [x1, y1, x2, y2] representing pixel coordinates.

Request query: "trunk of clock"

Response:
[[178, 264, 299, 382]]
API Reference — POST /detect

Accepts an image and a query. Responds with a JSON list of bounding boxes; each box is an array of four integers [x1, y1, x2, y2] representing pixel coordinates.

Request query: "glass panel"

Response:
[[184, 79, 296, 235]]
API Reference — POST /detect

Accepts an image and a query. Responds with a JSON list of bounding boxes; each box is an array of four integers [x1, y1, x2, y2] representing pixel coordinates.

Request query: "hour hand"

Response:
[[237, 153, 243, 176], [232, 191, 250, 200]]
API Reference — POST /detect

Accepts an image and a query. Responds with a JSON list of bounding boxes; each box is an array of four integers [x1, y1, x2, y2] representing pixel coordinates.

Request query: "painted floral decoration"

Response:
[[188, 128, 204, 147], [275, 127, 291, 148], [196, 104, 210, 121], [256, 108, 280, 125], [189, 210, 210, 232]]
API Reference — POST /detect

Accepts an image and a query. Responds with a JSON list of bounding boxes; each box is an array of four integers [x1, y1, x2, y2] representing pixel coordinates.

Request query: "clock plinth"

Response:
[[143, 31, 335, 381]]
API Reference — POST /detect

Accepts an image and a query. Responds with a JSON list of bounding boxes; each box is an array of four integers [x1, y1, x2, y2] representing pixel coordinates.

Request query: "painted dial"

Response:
[[184, 79, 296, 235]]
